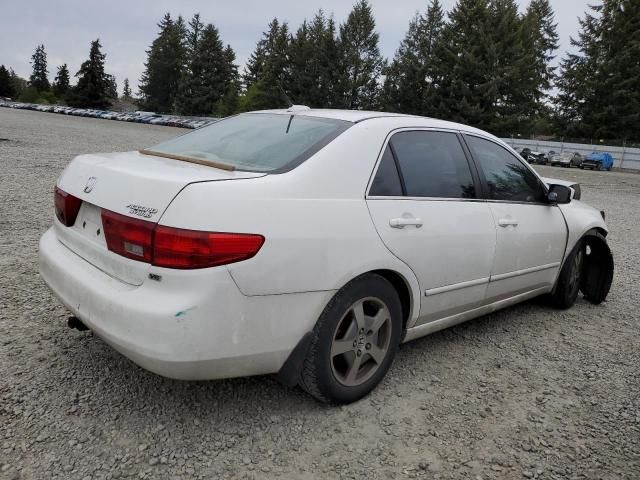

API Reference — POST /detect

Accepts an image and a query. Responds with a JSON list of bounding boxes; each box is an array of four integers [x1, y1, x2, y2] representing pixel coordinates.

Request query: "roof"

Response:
[[247, 108, 496, 142], [250, 108, 420, 123]]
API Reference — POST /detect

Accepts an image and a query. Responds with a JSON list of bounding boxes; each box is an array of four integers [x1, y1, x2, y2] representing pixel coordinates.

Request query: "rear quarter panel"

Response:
[[157, 120, 422, 323]]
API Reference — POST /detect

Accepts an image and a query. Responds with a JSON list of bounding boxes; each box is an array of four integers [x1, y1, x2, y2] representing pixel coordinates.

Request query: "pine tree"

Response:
[[338, 0, 385, 109], [175, 14, 205, 114], [52, 64, 70, 97], [175, 18, 239, 116], [0, 65, 16, 98], [244, 42, 266, 90], [382, 0, 445, 116], [555, 0, 640, 140], [66, 39, 111, 109], [241, 19, 291, 110], [436, 0, 495, 129], [524, 0, 559, 92], [591, 0, 640, 140], [519, 0, 559, 128], [486, 0, 531, 134], [29, 44, 50, 91], [288, 20, 314, 104], [193, 24, 238, 115], [288, 11, 342, 107], [216, 46, 241, 116], [8, 69, 27, 98], [122, 78, 132, 98], [106, 74, 117, 99], [138, 13, 187, 113]]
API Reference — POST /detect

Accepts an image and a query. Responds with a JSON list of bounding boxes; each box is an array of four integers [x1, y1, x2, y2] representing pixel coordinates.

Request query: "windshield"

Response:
[[144, 113, 351, 173]]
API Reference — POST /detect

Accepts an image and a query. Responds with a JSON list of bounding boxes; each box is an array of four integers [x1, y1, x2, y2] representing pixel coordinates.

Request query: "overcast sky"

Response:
[[1, 0, 591, 95]]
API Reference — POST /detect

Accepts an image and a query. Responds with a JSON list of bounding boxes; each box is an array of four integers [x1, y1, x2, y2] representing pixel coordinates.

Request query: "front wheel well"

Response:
[[590, 227, 607, 238], [555, 228, 613, 305], [369, 269, 412, 330]]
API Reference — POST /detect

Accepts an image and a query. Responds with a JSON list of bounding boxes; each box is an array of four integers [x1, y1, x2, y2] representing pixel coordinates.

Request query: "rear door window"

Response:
[[369, 146, 403, 196], [389, 131, 476, 198]]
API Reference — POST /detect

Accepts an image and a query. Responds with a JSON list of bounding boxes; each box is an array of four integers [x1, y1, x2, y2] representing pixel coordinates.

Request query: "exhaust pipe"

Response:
[[67, 316, 89, 331]]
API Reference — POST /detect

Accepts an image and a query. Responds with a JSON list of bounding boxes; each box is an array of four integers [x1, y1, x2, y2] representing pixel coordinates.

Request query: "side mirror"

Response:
[[548, 184, 572, 204]]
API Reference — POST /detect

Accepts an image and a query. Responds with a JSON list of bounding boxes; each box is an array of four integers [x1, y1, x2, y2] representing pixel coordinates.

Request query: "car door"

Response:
[[366, 130, 497, 325], [464, 134, 567, 303]]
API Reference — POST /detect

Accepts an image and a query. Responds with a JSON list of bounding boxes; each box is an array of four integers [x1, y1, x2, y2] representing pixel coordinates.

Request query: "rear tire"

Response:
[[549, 240, 586, 309], [299, 274, 403, 404]]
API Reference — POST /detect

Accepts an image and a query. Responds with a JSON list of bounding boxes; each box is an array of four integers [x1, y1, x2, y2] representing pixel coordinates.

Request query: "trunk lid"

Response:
[[55, 151, 265, 285]]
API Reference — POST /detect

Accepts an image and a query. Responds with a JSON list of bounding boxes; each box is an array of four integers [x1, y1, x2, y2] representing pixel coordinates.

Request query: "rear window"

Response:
[[145, 113, 351, 173]]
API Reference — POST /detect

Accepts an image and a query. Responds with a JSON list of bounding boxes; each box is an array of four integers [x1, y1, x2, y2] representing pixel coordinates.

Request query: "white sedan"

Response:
[[39, 108, 614, 404]]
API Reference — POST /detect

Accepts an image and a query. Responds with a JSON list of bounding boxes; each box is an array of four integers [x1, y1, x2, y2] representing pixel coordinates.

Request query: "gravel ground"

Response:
[[1, 107, 639, 480]]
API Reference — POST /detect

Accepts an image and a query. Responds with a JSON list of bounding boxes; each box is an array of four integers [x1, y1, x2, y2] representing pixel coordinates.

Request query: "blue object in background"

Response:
[[583, 152, 614, 170]]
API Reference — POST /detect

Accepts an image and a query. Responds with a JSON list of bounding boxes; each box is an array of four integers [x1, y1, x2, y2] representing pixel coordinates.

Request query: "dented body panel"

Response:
[[558, 200, 608, 257]]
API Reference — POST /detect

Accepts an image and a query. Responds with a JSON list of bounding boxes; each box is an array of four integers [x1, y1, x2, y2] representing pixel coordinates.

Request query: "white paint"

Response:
[[39, 110, 609, 380]]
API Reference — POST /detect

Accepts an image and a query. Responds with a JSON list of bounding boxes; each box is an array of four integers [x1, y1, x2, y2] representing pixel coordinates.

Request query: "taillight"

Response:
[[153, 226, 264, 269], [102, 210, 154, 262], [100, 209, 264, 269], [54, 187, 82, 227]]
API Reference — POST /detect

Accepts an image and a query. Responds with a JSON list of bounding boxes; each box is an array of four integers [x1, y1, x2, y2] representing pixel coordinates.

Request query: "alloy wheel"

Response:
[[330, 297, 392, 387]]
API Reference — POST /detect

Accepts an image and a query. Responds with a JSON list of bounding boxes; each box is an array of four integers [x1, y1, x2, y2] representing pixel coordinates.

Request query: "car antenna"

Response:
[[278, 82, 294, 108]]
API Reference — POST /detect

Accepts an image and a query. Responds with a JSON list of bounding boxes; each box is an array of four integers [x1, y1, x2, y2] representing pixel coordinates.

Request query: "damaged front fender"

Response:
[[580, 230, 614, 304]]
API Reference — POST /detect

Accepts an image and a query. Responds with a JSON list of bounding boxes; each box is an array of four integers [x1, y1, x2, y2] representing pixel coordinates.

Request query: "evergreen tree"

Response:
[[241, 19, 291, 110], [243, 42, 266, 90], [179, 24, 238, 115], [518, 0, 559, 128], [486, 0, 531, 133], [106, 74, 118, 99], [555, 0, 639, 140], [52, 64, 70, 97], [175, 13, 205, 114], [288, 11, 343, 107], [591, 0, 640, 140], [524, 0, 559, 93], [436, 0, 495, 129], [67, 39, 111, 109], [122, 78, 132, 98], [382, 0, 445, 116], [216, 45, 241, 115], [29, 44, 50, 91], [0, 65, 16, 98], [338, 0, 385, 109], [138, 13, 187, 113], [288, 20, 314, 104], [217, 79, 240, 117], [9, 69, 27, 98]]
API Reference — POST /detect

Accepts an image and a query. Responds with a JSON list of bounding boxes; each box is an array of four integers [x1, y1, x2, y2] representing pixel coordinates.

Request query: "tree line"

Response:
[[0, 40, 126, 109], [0, 0, 638, 141]]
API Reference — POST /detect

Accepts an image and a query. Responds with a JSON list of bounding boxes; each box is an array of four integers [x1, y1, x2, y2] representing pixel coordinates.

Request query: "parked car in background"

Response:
[[40, 108, 614, 404], [0, 101, 218, 129], [528, 151, 548, 165], [550, 152, 583, 168], [581, 152, 613, 171], [518, 147, 533, 162]]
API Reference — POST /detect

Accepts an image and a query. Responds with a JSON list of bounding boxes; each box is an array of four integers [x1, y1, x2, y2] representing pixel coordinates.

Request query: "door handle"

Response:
[[498, 218, 519, 227], [390, 217, 423, 229]]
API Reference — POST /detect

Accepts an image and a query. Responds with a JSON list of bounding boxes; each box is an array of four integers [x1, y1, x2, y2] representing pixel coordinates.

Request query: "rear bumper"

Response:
[[39, 227, 333, 380]]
